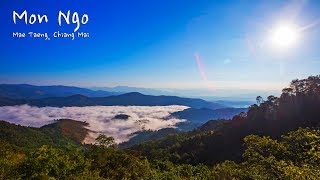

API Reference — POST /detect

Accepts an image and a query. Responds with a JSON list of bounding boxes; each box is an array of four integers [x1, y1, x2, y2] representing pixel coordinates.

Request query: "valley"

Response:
[[0, 76, 319, 179]]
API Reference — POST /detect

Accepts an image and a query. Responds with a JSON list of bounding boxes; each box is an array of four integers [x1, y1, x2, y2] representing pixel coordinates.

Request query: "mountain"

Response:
[[91, 86, 173, 96], [0, 119, 88, 148], [1, 76, 319, 180], [119, 120, 206, 149], [91, 86, 280, 101], [196, 119, 230, 132], [171, 107, 248, 124], [119, 128, 180, 149], [131, 75, 320, 165], [0, 96, 27, 106], [212, 100, 255, 108], [0, 84, 121, 99], [0, 92, 227, 109], [118, 107, 245, 148]]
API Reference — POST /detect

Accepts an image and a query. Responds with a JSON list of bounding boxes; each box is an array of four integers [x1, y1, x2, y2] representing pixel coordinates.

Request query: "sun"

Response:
[[270, 24, 299, 49]]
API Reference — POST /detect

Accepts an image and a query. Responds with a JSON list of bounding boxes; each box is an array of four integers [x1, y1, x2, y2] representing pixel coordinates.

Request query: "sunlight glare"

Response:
[[270, 24, 299, 49]]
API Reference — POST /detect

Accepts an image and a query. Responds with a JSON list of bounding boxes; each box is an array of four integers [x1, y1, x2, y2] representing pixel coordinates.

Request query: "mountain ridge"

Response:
[[0, 119, 87, 148], [171, 107, 248, 123], [0, 84, 121, 99], [0, 92, 227, 109]]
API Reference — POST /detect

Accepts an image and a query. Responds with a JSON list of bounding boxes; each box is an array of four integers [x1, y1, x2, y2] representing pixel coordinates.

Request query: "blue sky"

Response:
[[1, 0, 320, 94]]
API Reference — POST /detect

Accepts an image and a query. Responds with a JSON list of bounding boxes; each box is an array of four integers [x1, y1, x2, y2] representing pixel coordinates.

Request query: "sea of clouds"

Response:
[[0, 105, 188, 143]]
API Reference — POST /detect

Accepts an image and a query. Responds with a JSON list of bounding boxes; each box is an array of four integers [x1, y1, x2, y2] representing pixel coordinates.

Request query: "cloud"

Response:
[[0, 105, 188, 143]]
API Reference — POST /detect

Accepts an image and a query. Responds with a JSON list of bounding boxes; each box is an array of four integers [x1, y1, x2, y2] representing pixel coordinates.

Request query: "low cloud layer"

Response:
[[0, 105, 188, 143]]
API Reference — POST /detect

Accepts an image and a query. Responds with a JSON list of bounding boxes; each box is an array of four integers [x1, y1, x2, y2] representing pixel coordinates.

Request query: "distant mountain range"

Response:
[[91, 86, 279, 102], [90, 86, 173, 96], [0, 84, 121, 99], [171, 107, 248, 124], [0, 84, 262, 107], [212, 100, 254, 108], [0, 92, 227, 109]]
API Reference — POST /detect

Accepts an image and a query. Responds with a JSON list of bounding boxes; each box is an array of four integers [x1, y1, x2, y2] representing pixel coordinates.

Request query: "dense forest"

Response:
[[1, 76, 320, 179], [131, 76, 320, 165]]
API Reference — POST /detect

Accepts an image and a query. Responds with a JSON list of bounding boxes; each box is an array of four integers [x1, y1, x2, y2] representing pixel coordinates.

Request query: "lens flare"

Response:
[[194, 52, 215, 90], [194, 52, 208, 81], [270, 24, 299, 48]]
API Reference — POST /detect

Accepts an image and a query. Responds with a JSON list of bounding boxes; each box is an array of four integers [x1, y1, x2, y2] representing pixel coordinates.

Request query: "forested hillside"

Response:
[[132, 75, 320, 165], [1, 128, 319, 179], [0, 76, 319, 179], [0, 119, 88, 149]]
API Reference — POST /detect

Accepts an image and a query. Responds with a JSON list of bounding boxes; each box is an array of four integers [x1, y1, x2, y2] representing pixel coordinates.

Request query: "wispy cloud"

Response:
[[0, 105, 188, 143]]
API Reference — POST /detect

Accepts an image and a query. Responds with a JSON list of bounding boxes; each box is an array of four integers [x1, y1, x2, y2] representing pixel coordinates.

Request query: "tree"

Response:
[[212, 128, 320, 179], [256, 96, 264, 105], [0, 141, 24, 180], [19, 145, 100, 179], [282, 128, 320, 166], [95, 134, 116, 148], [87, 147, 152, 179]]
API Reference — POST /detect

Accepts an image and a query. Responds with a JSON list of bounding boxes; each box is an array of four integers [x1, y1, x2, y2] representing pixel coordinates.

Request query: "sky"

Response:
[[1, 0, 320, 95]]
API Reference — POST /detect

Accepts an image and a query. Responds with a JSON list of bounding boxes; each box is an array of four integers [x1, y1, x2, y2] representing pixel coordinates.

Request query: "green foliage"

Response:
[[242, 135, 287, 162], [0, 141, 24, 180], [19, 145, 100, 179], [0, 120, 85, 149], [212, 128, 320, 179], [87, 146, 152, 179], [212, 161, 241, 179], [282, 128, 320, 166], [149, 161, 213, 180], [94, 134, 116, 148], [0, 128, 319, 179]]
